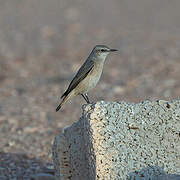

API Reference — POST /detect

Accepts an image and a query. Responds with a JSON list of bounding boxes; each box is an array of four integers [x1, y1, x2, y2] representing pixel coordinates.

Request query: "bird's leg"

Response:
[[81, 94, 90, 103], [81, 94, 88, 103], [84, 93, 90, 103]]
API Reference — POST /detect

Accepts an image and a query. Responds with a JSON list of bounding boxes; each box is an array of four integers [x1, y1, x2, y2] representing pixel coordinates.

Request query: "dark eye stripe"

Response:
[[100, 49, 106, 52]]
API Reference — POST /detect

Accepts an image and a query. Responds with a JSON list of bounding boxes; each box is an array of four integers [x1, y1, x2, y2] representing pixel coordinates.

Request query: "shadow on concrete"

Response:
[[128, 166, 180, 180]]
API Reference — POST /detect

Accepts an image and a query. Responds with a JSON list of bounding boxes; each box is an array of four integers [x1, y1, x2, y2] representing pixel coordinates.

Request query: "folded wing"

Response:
[[61, 60, 94, 98]]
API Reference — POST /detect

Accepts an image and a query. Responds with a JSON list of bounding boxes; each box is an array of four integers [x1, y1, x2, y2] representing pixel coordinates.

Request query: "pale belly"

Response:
[[74, 63, 103, 95]]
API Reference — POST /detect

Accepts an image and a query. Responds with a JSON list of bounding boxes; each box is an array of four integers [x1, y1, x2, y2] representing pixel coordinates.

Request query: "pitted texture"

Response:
[[52, 133, 71, 180], [52, 100, 180, 180]]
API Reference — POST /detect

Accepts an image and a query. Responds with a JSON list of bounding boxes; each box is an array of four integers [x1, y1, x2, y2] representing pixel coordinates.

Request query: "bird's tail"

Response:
[[56, 92, 74, 112]]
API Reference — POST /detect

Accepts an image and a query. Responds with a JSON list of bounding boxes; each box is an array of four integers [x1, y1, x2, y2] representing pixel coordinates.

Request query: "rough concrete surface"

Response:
[[53, 100, 180, 180], [1, 0, 180, 179]]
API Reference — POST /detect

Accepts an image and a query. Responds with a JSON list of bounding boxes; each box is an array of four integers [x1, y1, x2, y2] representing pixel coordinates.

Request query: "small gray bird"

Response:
[[56, 45, 118, 111]]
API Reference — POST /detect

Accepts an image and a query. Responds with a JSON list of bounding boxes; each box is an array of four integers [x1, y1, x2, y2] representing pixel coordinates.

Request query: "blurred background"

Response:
[[0, 0, 180, 178]]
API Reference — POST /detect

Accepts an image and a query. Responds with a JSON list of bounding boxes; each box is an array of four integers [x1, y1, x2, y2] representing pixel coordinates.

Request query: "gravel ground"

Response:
[[0, 0, 180, 179]]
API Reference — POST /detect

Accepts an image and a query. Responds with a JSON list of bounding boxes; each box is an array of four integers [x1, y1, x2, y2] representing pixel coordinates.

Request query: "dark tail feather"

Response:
[[56, 94, 65, 112], [56, 104, 61, 112], [56, 92, 73, 112], [56, 92, 66, 111]]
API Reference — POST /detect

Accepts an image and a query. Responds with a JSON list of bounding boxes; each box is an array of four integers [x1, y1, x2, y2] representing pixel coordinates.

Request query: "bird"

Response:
[[56, 45, 118, 111]]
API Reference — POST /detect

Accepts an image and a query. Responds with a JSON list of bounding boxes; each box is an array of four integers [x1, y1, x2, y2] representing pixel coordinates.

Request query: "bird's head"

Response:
[[92, 45, 118, 61]]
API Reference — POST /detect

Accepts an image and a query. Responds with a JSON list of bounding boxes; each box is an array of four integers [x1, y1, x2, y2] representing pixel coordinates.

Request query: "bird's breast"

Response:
[[74, 62, 104, 94], [86, 62, 104, 89]]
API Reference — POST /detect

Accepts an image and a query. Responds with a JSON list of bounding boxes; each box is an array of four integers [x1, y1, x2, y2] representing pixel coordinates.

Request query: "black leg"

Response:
[[81, 94, 90, 103], [84, 93, 90, 103]]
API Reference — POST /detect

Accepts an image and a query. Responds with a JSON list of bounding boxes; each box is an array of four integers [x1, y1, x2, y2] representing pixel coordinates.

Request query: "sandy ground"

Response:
[[0, 0, 180, 179]]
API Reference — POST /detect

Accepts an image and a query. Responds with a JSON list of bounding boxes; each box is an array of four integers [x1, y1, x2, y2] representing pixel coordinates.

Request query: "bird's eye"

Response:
[[100, 49, 106, 52]]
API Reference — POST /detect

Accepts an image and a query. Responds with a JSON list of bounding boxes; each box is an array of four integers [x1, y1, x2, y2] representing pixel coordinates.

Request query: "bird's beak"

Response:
[[110, 49, 118, 52]]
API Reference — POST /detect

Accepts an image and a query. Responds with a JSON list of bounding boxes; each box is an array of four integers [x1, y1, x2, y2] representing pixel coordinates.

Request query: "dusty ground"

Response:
[[0, 0, 180, 179]]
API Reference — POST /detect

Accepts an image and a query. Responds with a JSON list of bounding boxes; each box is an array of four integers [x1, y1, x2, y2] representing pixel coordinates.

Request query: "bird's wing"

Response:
[[61, 60, 94, 98]]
